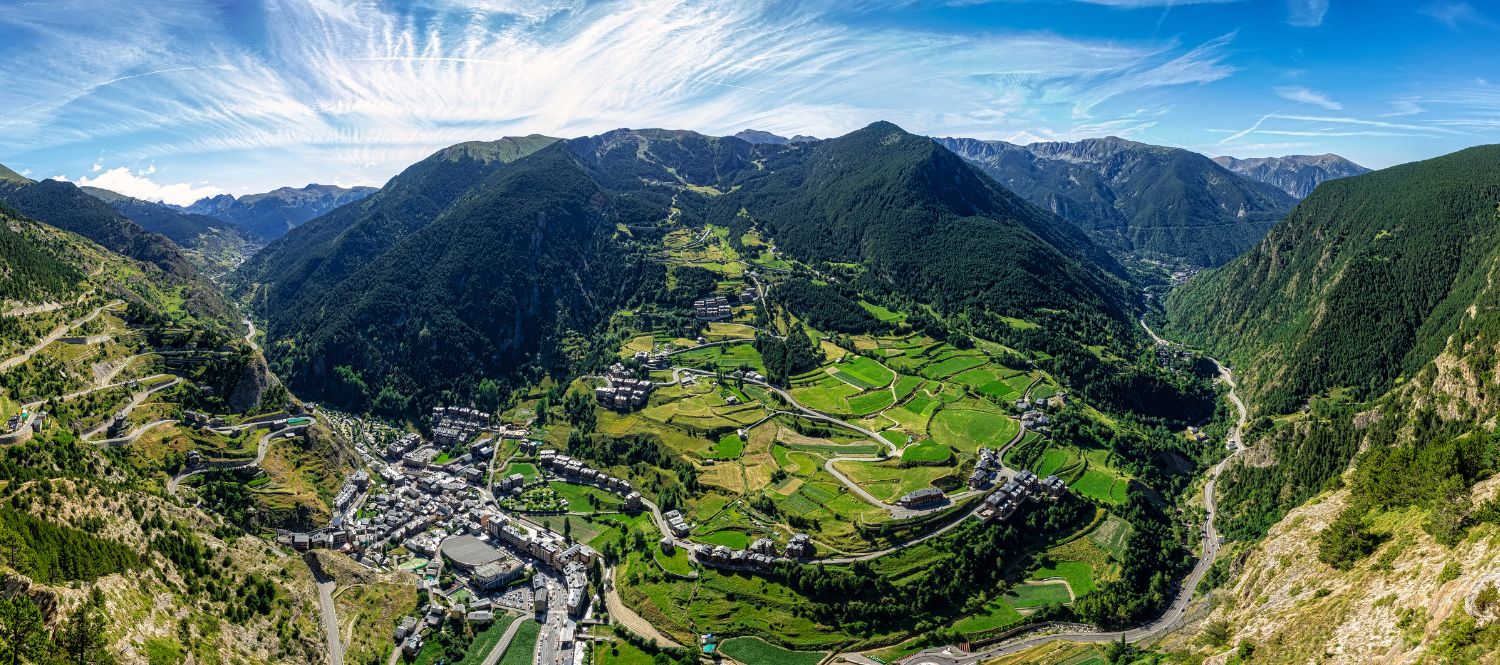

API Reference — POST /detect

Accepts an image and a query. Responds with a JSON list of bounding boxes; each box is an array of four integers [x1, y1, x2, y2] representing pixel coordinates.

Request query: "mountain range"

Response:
[[1212, 153, 1371, 198], [236, 122, 1134, 414], [936, 136, 1299, 267], [81, 186, 245, 248], [183, 183, 378, 241]]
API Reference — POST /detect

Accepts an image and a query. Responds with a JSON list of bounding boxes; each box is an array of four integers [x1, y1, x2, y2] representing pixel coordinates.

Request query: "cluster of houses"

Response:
[[332, 470, 370, 515], [384, 432, 422, 459], [481, 511, 596, 616], [282, 433, 503, 566], [693, 295, 732, 321], [1020, 409, 1052, 434], [1155, 344, 1192, 367], [663, 509, 691, 537], [686, 532, 814, 571], [537, 449, 644, 509], [180, 409, 227, 428], [968, 447, 1002, 489], [431, 405, 491, 447], [1013, 390, 1067, 413], [978, 470, 1066, 522], [631, 350, 670, 370], [594, 363, 655, 411]]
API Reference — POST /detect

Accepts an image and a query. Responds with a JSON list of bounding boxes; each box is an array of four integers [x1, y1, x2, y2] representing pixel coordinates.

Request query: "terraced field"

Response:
[[718, 637, 825, 665], [928, 404, 1020, 454], [831, 458, 955, 503]]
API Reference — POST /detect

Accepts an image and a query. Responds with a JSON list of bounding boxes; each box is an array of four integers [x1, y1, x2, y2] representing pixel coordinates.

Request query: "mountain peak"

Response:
[[1211, 152, 1371, 198], [434, 135, 560, 165], [0, 162, 32, 185]]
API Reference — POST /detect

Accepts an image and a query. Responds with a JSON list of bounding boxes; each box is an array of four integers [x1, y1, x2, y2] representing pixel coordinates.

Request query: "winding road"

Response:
[[243, 318, 260, 353], [0, 300, 123, 373], [897, 320, 1249, 664], [166, 418, 314, 495]]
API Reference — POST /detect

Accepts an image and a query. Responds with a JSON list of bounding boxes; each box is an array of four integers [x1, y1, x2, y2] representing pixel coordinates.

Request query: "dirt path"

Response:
[[605, 567, 681, 648], [0, 300, 122, 372], [2, 302, 62, 317]]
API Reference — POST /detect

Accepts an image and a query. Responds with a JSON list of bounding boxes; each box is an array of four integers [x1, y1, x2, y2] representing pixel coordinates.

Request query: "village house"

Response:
[[595, 363, 655, 411], [784, 533, 813, 559], [692, 295, 732, 321], [897, 487, 946, 508], [663, 510, 691, 537]]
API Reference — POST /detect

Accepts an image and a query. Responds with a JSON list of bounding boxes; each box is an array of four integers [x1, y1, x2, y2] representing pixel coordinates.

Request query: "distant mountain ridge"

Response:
[[732, 129, 820, 145], [82, 185, 256, 278], [82, 186, 245, 248], [938, 135, 1297, 267], [1212, 153, 1371, 198], [184, 183, 379, 241]]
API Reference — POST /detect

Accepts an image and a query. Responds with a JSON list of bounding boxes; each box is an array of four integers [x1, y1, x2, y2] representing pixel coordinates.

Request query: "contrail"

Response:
[[342, 56, 525, 66], [0, 64, 235, 123], [688, 78, 777, 94]]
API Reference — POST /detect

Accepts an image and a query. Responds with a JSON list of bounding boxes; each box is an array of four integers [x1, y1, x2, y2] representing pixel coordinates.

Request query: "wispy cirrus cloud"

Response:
[[1274, 86, 1341, 110], [1419, 1, 1496, 30], [0, 0, 1249, 192], [1286, 0, 1330, 27]]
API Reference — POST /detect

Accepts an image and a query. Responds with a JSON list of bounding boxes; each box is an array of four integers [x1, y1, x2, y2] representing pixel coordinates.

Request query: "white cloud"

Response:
[[74, 166, 223, 206], [1419, 1, 1496, 30], [1287, 0, 1330, 27], [90, 160, 101, 172], [1274, 85, 1341, 110], [0, 0, 1252, 191], [1383, 97, 1424, 116]]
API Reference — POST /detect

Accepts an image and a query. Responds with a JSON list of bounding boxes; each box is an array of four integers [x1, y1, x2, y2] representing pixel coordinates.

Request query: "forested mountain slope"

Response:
[[0, 170, 198, 278], [184, 183, 378, 241], [240, 137, 645, 414], [1213, 153, 1370, 198], [0, 204, 87, 305], [82, 186, 243, 247], [1155, 147, 1500, 664], [938, 136, 1296, 266], [235, 135, 559, 311], [240, 123, 1136, 416], [1164, 144, 1500, 415], [746, 123, 1134, 324]]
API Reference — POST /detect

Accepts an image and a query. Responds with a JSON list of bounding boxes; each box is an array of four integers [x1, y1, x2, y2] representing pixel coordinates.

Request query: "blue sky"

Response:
[[1, 0, 1496, 203]]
